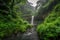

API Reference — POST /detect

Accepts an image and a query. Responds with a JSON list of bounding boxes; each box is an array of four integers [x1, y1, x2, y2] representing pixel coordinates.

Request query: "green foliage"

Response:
[[37, 4, 60, 40], [43, 0, 54, 8], [0, 0, 31, 40], [43, 0, 60, 8], [0, 18, 31, 37]]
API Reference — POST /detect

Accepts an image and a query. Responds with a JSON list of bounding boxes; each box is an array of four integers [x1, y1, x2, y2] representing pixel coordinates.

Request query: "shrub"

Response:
[[0, 0, 31, 39], [37, 4, 60, 40], [0, 18, 31, 38]]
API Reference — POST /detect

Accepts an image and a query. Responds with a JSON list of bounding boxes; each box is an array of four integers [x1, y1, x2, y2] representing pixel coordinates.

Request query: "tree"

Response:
[[0, 0, 31, 39]]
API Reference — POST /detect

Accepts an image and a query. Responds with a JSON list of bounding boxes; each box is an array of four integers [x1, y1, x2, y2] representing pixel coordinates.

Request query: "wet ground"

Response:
[[21, 26, 39, 40], [3, 25, 39, 40]]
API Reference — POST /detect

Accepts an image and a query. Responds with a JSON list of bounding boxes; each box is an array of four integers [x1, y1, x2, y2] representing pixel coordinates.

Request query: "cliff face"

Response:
[[36, 0, 60, 21]]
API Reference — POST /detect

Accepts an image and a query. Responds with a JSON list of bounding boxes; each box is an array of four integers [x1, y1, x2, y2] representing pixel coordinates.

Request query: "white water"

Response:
[[31, 16, 34, 25]]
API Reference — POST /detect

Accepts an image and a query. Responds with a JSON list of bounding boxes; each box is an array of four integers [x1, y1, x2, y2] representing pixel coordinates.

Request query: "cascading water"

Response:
[[20, 0, 43, 40], [31, 16, 34, 25]]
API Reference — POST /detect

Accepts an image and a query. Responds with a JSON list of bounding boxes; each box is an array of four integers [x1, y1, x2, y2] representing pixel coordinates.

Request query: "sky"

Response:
[[27, 0, 38, 7]]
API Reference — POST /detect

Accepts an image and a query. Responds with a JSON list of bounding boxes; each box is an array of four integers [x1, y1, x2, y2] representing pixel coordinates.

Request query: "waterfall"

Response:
[[31, 16, 34, 25]]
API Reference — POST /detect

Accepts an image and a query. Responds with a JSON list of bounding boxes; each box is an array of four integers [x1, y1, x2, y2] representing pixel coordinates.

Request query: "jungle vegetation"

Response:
[[37, 0, 60, 40]]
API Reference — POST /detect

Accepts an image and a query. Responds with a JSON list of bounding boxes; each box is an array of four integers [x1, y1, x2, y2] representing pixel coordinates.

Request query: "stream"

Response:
[[20, 16, 39, 40], [3, 15, 41, 40], [21, 26, 39, 40]]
